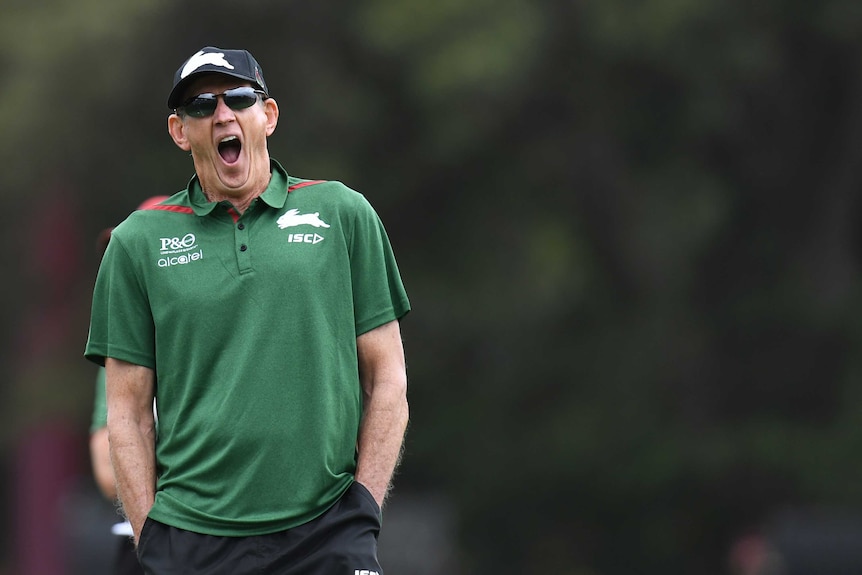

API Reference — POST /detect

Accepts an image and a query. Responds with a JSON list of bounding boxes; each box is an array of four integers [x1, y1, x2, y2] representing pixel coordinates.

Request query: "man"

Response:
[[85, 47, 410, 574]]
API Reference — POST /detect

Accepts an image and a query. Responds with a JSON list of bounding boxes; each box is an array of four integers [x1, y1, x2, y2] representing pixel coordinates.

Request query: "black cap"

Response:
[[168, 47, 269, 109]]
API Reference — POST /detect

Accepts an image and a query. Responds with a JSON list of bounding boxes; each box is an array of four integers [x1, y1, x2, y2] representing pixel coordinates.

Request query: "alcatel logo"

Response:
[[158, 250, 203, 268]]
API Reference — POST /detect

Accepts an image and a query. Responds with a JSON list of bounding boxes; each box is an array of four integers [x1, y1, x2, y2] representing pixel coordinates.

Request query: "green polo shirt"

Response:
[[85, 160, 410, 536]]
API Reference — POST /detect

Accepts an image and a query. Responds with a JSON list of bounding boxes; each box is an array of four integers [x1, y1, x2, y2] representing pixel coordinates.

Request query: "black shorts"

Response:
[[114, 536, 145, 575], [136, 481, 383, 575]]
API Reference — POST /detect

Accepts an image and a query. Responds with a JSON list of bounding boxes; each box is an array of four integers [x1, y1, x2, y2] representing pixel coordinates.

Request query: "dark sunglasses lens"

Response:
[[223, 88, 259, 111], [181, 88, 261, 117], [184, 95, 218, 118]]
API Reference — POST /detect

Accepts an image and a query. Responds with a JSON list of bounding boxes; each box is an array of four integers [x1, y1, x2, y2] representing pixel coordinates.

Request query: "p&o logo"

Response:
[[160, 233, 197, 252], [157, 233, 203, 268]]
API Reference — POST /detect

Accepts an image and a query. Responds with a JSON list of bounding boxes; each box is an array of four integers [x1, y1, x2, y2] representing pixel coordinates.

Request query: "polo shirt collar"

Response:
[[186, 159, 290, 216]]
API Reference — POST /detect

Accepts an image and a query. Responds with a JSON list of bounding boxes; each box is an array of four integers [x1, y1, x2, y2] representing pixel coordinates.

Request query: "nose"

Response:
[[212, 96, 236, 123]]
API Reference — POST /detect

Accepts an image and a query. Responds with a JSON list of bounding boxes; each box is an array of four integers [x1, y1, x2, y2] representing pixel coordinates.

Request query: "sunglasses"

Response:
[[178, 86, 267, 118]]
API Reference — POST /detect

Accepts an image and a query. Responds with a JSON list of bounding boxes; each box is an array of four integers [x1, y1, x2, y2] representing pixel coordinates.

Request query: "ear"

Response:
[[264, 98, 279, 136], [167, 113, 191, 151]]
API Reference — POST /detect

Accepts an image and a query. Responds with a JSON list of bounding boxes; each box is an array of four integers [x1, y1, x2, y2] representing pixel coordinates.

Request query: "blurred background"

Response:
[[3, 0, 862, 573]]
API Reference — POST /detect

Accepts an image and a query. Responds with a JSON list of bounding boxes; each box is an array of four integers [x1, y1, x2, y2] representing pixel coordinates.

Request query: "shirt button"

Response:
[[237, 222, 245, 230], [240, 244, 248, 252]]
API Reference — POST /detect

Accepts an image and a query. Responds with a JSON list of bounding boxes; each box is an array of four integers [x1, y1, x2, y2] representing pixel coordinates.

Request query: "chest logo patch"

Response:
[[157, 232, 203, 268], [277, 209, 331, 229]]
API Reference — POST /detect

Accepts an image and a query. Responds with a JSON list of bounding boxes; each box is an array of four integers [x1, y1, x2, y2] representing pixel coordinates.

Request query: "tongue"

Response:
[[220, 143, 241, 164]]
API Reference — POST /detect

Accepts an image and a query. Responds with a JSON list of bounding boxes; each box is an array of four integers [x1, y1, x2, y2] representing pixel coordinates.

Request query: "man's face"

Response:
[[167, 75, 279, 200]]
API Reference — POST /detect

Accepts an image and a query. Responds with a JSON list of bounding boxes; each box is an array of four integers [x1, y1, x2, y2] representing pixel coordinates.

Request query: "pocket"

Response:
[[135, 517, 155, 559], [352, 481, 382, 518]]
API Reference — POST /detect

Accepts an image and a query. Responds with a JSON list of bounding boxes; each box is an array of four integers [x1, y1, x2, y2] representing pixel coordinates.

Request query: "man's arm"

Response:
[[354, 319, 409, 509], [106, 357, 157, 544]]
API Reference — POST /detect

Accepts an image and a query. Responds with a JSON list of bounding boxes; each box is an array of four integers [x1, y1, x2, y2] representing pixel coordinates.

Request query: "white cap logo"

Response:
[[180, 50, 235, 79]]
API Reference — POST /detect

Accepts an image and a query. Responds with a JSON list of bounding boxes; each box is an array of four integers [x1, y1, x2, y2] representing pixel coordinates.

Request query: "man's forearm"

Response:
[[109, 418, 156, 543], [355, 320, 409, 508], [355, 385, 409, 508], [106, 358, 157, 543]]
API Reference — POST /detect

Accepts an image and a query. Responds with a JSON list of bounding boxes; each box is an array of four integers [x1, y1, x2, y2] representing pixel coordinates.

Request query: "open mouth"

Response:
[[218, 136, 242, 164]]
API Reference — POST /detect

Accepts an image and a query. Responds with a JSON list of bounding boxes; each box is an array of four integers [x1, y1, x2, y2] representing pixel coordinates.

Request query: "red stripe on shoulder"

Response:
[[147, 205, 195, 214], [288, 180, 327, 192]]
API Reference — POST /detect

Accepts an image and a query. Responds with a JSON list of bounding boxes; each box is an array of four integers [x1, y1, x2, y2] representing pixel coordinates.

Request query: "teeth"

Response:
[[220, 136, 238, 143]]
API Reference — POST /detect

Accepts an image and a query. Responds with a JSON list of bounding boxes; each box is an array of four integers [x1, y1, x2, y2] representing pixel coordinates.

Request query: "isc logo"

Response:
[[288, 233, 324, 244]]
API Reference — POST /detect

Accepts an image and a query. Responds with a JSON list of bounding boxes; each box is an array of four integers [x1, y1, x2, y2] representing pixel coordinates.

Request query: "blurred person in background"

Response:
[[85, 46, 410, 575], [90, 197, 167, 575]]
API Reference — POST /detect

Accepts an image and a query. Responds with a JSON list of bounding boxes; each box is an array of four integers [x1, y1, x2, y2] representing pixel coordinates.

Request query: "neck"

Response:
[[195, 153, 273, 214], [203, 189, 262, 214], [201, 167, 273, 214]]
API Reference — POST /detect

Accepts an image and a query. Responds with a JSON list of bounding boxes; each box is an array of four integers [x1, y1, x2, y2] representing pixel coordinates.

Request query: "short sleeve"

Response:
[[348, 197, 410, 336], [84, 232, 156, 369]]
